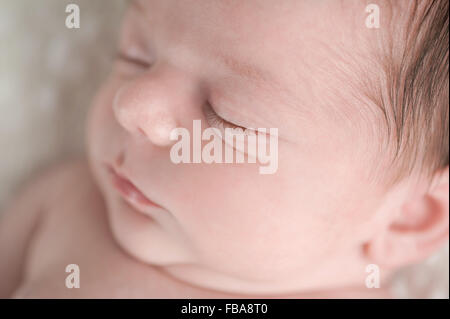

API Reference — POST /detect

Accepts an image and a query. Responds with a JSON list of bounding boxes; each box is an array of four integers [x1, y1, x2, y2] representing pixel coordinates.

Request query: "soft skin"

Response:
[[0, 0, 448, 298], [87, 0, 449, 294]]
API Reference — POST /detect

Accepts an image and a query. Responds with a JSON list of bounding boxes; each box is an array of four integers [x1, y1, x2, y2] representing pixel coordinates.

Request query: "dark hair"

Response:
[[374, 0, 449, 185]]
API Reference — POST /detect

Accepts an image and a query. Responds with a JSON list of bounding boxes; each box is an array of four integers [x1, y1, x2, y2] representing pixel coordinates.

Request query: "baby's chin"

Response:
[[102, 194, 295, 296], [102, 195, 258, 296], [102, 193, 373, 297], [104, 191, 195, 266]]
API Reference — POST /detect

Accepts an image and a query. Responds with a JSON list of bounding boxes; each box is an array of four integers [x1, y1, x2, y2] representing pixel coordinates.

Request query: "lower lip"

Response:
[[108, 167, 161, 208]]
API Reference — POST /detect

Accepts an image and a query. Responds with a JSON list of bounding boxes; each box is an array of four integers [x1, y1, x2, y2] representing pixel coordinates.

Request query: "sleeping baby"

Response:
[[0, 0, 448, 298]]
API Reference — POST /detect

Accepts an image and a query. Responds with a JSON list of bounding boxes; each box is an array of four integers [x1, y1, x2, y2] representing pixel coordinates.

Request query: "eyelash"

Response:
[[203, 102, 247, 132]]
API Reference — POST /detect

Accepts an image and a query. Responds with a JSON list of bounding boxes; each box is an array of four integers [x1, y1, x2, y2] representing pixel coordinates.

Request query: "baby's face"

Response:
[[87, 0, 402, 294]]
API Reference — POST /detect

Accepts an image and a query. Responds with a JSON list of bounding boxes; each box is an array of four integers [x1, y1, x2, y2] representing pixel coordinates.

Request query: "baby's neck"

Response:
[[153, 265, 392, 299], [280, 286, 392, 299]]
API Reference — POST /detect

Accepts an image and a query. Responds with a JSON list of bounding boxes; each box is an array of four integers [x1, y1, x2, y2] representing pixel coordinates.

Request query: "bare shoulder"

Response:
[[2, 159, 95, 224], [15, 159, 98, 211], [0, 157, 100, 247], [30, 159, 95, 198], [0, 158, 97, 297]]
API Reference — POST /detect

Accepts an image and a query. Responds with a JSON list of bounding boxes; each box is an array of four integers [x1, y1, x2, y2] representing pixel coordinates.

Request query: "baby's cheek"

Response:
[[193, 151, 376, 273], [173, 167, 303, 276]]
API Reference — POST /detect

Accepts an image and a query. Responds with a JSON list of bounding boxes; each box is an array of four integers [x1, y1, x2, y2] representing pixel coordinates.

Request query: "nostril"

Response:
[[115, 151, 125, 167], [138, 127, 148, 138]]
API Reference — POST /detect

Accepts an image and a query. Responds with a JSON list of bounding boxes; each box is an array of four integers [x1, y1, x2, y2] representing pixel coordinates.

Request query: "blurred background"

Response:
[[0, 0, 125, 203], [0, 0, 448, 298]]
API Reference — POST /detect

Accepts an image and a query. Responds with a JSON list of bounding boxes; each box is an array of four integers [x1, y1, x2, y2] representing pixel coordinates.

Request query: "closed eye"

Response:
[[203, 102, 246, 132], [203, 102, 269, 140], [203, 102, 270, 157], [116, 51, 151, 68]]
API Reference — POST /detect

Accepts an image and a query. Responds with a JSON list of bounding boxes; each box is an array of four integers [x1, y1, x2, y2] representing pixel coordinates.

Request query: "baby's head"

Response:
[[87, 0, 449, 295]]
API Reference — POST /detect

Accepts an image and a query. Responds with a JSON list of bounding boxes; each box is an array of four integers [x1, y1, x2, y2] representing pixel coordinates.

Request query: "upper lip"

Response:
[[106, 164, 162, 209]]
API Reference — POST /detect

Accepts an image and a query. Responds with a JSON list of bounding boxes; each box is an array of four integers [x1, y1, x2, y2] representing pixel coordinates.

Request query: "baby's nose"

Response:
[[113, 67, 190, 147]]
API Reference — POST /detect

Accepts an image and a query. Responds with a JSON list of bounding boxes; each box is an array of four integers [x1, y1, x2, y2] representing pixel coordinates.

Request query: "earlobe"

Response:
[[364, 167, 449, 268]]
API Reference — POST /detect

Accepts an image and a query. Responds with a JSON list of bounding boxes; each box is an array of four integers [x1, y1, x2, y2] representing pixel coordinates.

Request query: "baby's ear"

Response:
[[364, 166, 449, 268]]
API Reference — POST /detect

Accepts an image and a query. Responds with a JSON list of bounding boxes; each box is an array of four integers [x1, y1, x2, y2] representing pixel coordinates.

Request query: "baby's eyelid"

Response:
[[116, 42, 154, 66], [116, 50, 152, 68], [204, 102, 262, 136], [204, 102, 242, 129]]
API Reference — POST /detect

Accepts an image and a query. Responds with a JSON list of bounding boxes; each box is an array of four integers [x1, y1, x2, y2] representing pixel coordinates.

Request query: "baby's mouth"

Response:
[[107, 165, 162, 209]]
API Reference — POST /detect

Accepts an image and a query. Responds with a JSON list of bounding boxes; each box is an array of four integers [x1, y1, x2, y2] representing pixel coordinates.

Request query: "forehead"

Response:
[[125, 0, 362, 71], [124, 0, 374, 122], [128, 0, 361, 38]]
